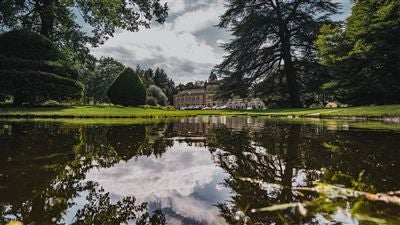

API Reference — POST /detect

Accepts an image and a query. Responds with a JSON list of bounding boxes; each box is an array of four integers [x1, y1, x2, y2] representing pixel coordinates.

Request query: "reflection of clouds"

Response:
[[86, 142, 228, 225]]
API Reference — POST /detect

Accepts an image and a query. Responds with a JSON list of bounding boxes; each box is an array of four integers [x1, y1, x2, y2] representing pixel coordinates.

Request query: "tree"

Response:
[[0, 30, 83, 105], [208, 71, 218, 82], [0, 0, 168, 62], [147, 85, 168, 106], [107, 67, 147, 106], [153, 68, 176, 104], [142, 68, 156, 88], [216, 0, 340, 107], [80, 57, 125, 103], [316, 0, 400, 105]]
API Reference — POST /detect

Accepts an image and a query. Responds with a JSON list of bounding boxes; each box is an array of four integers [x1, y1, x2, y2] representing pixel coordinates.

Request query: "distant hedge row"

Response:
[[0, 70, 83, 104]]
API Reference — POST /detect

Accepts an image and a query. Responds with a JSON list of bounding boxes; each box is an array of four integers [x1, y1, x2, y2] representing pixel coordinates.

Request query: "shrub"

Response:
[[0, 56, 78, 79], [146, 96, 158, 106], [0, 70, 83, 104], [0, 30, 63, 61], [107, 68, 147, 106], [163, 105, 176, 111], [0, 30, 83, 105], [43, 100, 61, 106], [147, 85, 167, 106]]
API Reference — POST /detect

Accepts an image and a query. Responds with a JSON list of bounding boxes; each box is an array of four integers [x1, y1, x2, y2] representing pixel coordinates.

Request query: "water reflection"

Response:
[[0, 123, 167, 225], [0, 117, 400, 225], [206, 121, 400, 224]]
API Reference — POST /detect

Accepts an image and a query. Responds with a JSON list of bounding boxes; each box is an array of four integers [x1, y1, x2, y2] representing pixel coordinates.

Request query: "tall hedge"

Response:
[[0, 30, 83, 104], [0, 30, 63, 61], [107, 68, 147, 106]]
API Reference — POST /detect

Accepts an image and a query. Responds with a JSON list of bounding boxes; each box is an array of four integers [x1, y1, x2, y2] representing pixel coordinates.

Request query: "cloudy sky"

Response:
[[91, 0, 352, 84]]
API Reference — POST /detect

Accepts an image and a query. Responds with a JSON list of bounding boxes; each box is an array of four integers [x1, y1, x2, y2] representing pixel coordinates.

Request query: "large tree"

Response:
[[216, 0, 339, 107], [316, 0, 400, 105], [0, 0, 168, 59]]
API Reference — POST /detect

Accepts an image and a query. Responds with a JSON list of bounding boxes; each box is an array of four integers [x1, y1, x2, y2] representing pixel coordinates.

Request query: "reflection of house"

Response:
[[173, 82, 265, 109], [173, 116, 265, 137]]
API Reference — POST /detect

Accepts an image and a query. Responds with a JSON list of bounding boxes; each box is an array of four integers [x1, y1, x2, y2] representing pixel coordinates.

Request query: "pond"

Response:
[[1, 116, 400, 225]]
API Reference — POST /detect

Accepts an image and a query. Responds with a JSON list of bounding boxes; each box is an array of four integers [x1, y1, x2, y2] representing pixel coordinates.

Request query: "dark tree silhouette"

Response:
[[216, 0, 339, 107]]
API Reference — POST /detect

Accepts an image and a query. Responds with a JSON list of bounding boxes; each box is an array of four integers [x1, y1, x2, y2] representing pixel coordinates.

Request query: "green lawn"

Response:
[[1, 105, 400, 119]]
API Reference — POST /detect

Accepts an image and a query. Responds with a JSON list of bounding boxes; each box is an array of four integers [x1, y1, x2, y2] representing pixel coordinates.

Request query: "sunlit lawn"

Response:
[[1, 104, 400, 118]]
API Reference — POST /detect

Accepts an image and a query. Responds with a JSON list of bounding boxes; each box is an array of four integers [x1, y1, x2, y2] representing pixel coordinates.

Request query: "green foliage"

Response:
[[0, 0, 168, 64], [216, 0, 339, 107], [0, 30, 83, 104], [80, 57, 125, 103], [0, 56, 78, 79], [0, 30, 63, 61], [0, 70, 83, 104], [147, 85, 167, 106], [146, 96, 158, 106], [107, 68, 147, 106], [208, 71, 218, 82], [136, 66, 176, 104], [316, 0, 400, 105]]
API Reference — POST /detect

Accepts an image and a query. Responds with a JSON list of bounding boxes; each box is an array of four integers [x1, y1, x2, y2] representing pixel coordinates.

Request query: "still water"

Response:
[[1, 116, 400, 225]]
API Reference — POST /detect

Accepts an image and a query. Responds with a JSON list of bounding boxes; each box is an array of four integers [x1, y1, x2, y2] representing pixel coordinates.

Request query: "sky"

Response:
[[90, 0, 353, 84]]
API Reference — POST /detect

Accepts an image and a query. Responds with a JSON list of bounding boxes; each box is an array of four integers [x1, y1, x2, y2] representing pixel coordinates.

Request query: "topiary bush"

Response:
[[0, 30, 63, 61], [147, 85, 167, 106], [107, 68, 147, 106], [0, 70, 83, 104], [0, 56, 78, 79], [146, 96, 158, 106], [0, 30, 83, 105]]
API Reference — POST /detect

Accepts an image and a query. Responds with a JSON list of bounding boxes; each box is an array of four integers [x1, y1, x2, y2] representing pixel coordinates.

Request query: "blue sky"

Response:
[[91, 0, 353, 84]]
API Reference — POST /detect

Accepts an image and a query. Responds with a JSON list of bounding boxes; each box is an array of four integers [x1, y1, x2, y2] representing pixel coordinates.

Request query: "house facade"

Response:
[[173, 89, 206, 109], [173, 83, 266, 110]]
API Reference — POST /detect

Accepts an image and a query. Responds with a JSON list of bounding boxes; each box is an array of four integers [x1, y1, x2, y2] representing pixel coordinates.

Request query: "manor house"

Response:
[[173, 83, 223, 109], [173, 83, 265, 110]]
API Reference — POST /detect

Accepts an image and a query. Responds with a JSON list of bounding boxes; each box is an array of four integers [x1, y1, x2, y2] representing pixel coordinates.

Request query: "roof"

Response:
[[175, 89, 205, 95]]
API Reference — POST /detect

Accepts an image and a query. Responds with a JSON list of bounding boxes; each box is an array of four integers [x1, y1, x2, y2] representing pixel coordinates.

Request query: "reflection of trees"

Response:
[[208, 124, 320, 224], [106, 125, 146, 161], [319, 130, 400, 192], [0, 122, 168, 225], [208, 122, 400, 225], [141, 123, 174, 157], [72, 182, 166, 225]]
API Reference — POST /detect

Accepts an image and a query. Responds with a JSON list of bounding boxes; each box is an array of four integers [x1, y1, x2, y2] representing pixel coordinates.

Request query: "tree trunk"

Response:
[[39, 0, 55, 38], [282, 46, 302, 107], [280, 25, 302, 108]]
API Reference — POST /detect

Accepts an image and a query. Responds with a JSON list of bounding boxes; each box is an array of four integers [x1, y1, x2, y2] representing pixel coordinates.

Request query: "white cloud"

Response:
[[90, 0, 227, 83], [216, 39, 226, 46], [162, 0, 186, 15], [172, 2, 224, 33]]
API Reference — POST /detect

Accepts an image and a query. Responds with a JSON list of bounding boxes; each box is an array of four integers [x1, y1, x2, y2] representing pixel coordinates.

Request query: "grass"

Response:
[[1, 104, 400, 119]]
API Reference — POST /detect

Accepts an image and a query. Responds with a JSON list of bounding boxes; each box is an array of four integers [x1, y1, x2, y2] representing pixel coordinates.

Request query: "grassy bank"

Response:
[[1, 105, 400, 119]]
